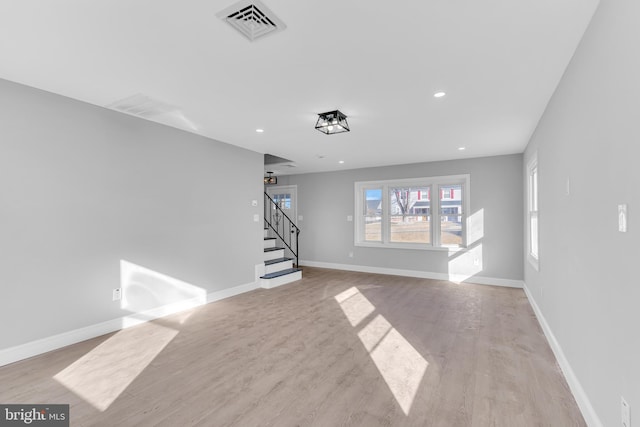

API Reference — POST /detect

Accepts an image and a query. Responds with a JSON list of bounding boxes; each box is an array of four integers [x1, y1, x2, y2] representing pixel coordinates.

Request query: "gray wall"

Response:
[[0, 79, 264, 350], [523, 0, 639, 425], [281, 154, 523, 282]]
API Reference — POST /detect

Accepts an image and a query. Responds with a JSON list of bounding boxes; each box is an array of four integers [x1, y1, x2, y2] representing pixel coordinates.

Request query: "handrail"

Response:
[[264, 192, 300, 267]]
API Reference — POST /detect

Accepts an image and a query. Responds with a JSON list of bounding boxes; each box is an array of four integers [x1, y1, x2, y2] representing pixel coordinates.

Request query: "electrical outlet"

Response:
[[348, 251, 354, 258], [622, 396, 630, 427], [112, 288, 122, 301], [474, 258, 480, 266]]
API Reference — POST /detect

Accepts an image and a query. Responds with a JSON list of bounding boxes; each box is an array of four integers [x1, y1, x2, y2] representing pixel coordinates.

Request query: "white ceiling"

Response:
[[0, 0, 599, 175]]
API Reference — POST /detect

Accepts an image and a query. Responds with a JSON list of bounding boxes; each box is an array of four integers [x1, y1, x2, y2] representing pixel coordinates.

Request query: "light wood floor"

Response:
[[0, 267, 585, 426]]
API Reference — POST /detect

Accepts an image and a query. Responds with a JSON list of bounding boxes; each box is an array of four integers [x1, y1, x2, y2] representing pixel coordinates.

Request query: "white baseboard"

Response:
[[206, 281, 260, 304], [0, 280, 259, 368], [299, 260, 523, 288], [522, 283, 603, 427]]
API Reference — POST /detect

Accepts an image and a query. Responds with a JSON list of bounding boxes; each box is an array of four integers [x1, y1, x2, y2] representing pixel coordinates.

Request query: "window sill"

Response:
[[355, 241, 466, 253]]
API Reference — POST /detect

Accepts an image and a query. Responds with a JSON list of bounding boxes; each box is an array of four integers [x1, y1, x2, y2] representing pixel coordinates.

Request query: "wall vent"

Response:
[[217, 0, 286, 42], [106, 94, 199, 132], [107, 93, 179, 119]]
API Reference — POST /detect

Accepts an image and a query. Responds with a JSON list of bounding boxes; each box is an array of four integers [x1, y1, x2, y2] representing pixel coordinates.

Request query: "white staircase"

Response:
[[260, 228, 302, 289]]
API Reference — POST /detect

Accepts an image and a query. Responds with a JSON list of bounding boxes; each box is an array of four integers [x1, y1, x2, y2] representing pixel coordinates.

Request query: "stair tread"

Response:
[[264, 257, 293, 266], [264, 237, 277, 240], [264, 247, 284, 253], [260, 268, 302, 280]]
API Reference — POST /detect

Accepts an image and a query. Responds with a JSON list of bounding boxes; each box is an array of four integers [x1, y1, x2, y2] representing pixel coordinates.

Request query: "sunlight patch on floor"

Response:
[[54, 323, 178, 411], [168, 310, 197, 325], [336, 288, 428, 415], [357, 314, 392, 351], [334, 286, 376, 327]]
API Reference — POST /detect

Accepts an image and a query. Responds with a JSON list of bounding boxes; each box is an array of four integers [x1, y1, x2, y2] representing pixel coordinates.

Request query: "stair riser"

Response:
[[265, 260, 293, 274], [261, 271, 302, 289], [263, 239, 276, 249], [263, 249, 285, 261]]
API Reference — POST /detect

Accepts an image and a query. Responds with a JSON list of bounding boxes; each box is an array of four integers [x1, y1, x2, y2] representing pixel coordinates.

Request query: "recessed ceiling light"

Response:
[[458, 147, 466, 151], [338, 160, 345, 164], [434, 92, 446, 98], [256, 128, 264, 133]]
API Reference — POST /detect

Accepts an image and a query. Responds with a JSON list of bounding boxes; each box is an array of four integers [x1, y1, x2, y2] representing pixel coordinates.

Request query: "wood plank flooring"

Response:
[[0, 267, 585, 426]]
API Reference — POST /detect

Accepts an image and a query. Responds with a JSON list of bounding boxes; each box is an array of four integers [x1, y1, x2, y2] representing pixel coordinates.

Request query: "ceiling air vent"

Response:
[[106, 94, 198, 132], [217, 0, 286, 42], [107, 93, 179, 119]]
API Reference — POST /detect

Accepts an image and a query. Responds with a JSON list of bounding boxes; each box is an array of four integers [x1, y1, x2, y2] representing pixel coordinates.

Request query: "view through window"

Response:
[[356, 175, 469, 249]]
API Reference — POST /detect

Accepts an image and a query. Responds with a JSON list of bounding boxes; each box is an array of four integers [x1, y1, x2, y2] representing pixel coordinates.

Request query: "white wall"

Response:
[[523, 0, 639, 425], [280, 154, 523, 284], [0, 79, 264, 352]]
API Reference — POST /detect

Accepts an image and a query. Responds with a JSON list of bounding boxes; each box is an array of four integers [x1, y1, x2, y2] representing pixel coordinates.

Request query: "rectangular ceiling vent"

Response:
[[106, 94, 199, 132], [107, 93, 179, 119], [217, 0, 286, 42]]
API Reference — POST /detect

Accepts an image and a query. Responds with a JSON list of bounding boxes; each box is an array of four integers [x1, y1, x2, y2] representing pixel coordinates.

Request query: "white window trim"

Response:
[[354, 175, 470, 251], [527, 156, 539, 271]]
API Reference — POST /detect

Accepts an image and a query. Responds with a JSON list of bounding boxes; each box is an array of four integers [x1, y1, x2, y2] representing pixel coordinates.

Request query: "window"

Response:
[[439, 184, 464, 246], [363, 188, 382, 242], [272, 193, 291, 209], [355, 175, 469, 250], [527, 157, 539, 269], [389, 185, 431, 244]]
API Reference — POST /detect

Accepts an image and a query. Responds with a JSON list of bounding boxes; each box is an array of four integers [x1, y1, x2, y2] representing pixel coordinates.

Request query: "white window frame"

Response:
[[354, 175, 470, 251], [527, 156, 539, 270]]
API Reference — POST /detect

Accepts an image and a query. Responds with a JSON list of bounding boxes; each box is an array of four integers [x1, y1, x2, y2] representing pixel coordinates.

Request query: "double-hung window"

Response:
[[355, 175, 470, 250], [527, 157, 539, 269]]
